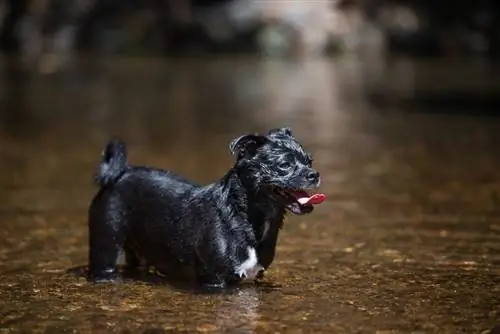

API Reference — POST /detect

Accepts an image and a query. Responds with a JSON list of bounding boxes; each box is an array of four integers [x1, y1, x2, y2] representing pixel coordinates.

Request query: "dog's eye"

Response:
[[278, 161, 291, 169]]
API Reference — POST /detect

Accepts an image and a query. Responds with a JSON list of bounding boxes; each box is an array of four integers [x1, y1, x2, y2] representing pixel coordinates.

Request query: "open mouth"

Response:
[[275, 188, 326, 215]]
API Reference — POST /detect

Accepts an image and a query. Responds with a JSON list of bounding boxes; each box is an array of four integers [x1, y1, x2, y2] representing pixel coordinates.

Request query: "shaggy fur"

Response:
[[87, 127, 322, 289]]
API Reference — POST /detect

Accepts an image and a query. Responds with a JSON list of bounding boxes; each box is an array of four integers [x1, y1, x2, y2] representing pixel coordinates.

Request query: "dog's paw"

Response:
[[235, 247, 265, 280], [237, 264, 264, 280], [203, 282, 226, 289], [255, 269, 266, 280], [249, 265, 265, 279], [96, 278, 121, 284], [90, 275, 122, 284], [88, 268, 121, 283], [195, 282, 227, 294]]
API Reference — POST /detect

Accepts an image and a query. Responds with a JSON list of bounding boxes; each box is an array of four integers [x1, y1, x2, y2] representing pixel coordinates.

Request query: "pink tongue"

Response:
[[297, 193, 326, 205]]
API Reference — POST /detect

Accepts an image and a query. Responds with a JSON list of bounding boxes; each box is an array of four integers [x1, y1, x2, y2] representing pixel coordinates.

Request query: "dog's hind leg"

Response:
[[88, 197, 126, 283]]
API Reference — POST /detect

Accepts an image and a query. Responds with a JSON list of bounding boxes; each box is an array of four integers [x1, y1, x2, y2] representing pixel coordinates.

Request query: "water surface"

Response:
[[1, 56, 499, 333]]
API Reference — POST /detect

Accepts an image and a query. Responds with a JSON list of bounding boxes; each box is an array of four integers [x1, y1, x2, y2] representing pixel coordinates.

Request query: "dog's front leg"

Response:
[[196, 270, 227, 289], [195, 256, 228, 289], [194, 238, 230, 289], [256, 221, 281, 277]]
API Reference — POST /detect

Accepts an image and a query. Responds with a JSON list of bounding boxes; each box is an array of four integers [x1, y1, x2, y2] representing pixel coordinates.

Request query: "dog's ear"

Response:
[[268, 127, 293, 138], [229, 133, 268, 157]]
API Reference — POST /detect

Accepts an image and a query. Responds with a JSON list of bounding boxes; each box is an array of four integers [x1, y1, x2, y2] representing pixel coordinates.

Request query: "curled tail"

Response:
[[95, 139, 128, 187]]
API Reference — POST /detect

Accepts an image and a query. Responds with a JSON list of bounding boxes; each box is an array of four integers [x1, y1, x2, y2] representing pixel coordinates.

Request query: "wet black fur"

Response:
[[88, 127, 321, 289]]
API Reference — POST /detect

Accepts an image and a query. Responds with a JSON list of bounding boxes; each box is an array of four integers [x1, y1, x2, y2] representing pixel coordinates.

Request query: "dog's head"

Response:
[[230, 127, 325, 215]]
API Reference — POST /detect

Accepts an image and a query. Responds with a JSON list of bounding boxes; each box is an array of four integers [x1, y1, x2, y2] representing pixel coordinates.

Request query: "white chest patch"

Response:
[[235, 247, 263, 280]]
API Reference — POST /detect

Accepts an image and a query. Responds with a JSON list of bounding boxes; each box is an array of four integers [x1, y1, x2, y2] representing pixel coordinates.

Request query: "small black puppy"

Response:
[[88, 127, 325, 288]]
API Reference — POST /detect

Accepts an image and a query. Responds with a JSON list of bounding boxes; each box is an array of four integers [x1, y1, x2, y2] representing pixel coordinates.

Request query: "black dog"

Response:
[[88, 127, 325, 288]]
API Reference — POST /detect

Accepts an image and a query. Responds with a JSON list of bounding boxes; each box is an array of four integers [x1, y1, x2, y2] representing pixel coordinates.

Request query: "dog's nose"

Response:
[[306, 171, 320, 182]]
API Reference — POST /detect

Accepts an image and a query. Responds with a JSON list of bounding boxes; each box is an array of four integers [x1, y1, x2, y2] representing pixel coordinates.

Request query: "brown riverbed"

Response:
[[0, 55, 499, 333]]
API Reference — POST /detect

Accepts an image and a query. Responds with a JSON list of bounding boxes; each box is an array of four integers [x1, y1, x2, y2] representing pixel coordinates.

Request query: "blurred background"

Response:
[[2, 0, 500, 66], [1, 0, 500, 333]]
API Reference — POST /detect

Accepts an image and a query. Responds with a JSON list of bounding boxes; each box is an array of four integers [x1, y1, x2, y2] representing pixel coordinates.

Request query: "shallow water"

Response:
[[1, 55, 500, 333]]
